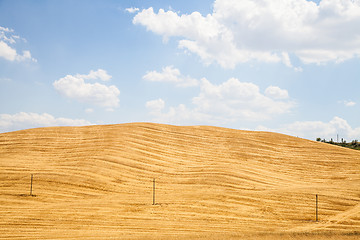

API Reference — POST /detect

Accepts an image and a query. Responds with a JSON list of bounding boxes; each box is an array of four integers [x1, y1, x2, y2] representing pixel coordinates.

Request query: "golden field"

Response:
[[0, 123, 359, 239]]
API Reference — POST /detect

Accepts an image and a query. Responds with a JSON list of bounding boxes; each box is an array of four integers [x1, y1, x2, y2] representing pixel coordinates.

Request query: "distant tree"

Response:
[[318, 137, 359, 151]]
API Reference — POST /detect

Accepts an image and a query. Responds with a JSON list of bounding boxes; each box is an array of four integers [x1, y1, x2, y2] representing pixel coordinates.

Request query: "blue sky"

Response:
[[0, 0, 359, 141]]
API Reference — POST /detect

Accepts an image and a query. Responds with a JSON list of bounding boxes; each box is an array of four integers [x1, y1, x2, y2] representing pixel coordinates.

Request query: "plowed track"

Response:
[[0, 123, 359, 239]]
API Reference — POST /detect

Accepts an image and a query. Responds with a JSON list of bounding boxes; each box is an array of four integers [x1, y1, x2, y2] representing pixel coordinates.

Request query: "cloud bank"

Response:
[[133, 0, 360, 69], [146, 77, 294, 124]]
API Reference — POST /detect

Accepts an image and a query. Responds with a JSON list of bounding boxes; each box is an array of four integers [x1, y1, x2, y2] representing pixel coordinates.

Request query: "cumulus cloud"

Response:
[[76, 69, 112, 81], [0, 41, 17, 61], [146, 100, 208, 125], [146, 98, 165, 115], [125, 7, 139, 13], [133, 0, 360, 68], [0, 26, 36, 62], [281, 52, 303, 72], [193, 78, 294, 121], [146, 78, 294, 124], [265, 86, 289, 99], [143, 65, 198, 87], [53, 69, 120, 110], [339, 100, 356, 107], [258, 116, 360, 141], [0, 112, 92, 133]]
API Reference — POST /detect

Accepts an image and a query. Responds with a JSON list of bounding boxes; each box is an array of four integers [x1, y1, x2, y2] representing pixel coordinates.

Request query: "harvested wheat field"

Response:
[[0, 123, 359, 239]]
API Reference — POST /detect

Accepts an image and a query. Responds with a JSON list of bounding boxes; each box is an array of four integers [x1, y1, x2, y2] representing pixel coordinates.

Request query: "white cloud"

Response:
[[143, 65, 198, 87], [133, 0, 360, 68], [146, 100, 208, 125], [339, 100, 356, 107], [193, 78, 294, 121], [0, 41, 17, 61], [281, 52, 303, 72], [0, 112, 92, 133], [0, 26, 36, 62], [146, 98, 165, 114], [125, 7, 139, 13], [0, 26, 13, 32], [53, 69, 120, 110], [258, 116, 360, 141], [76, 69, 112, 81], [146, 78, 294, 124], [15, 50, 36, 62], [265, 86, 289, 99]]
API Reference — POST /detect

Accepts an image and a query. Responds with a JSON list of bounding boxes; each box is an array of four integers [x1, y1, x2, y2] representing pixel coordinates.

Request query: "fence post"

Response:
[[30, 174, 33, 196], [316, 194, 318, 222], [153, 178, 155, 205]]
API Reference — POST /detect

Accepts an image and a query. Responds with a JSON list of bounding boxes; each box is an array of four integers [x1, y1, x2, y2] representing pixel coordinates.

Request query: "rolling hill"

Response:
[[0, 123, 359, 239]]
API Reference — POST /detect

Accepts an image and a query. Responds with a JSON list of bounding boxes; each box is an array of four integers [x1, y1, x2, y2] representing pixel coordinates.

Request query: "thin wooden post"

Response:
[[316, 194, 318, 222], [152, 178, 155, 205], [30, 174, 33, 196]]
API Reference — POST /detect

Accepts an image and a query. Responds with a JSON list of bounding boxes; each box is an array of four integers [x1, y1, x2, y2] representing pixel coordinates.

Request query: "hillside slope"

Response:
[[0, 123, 359, 239]]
